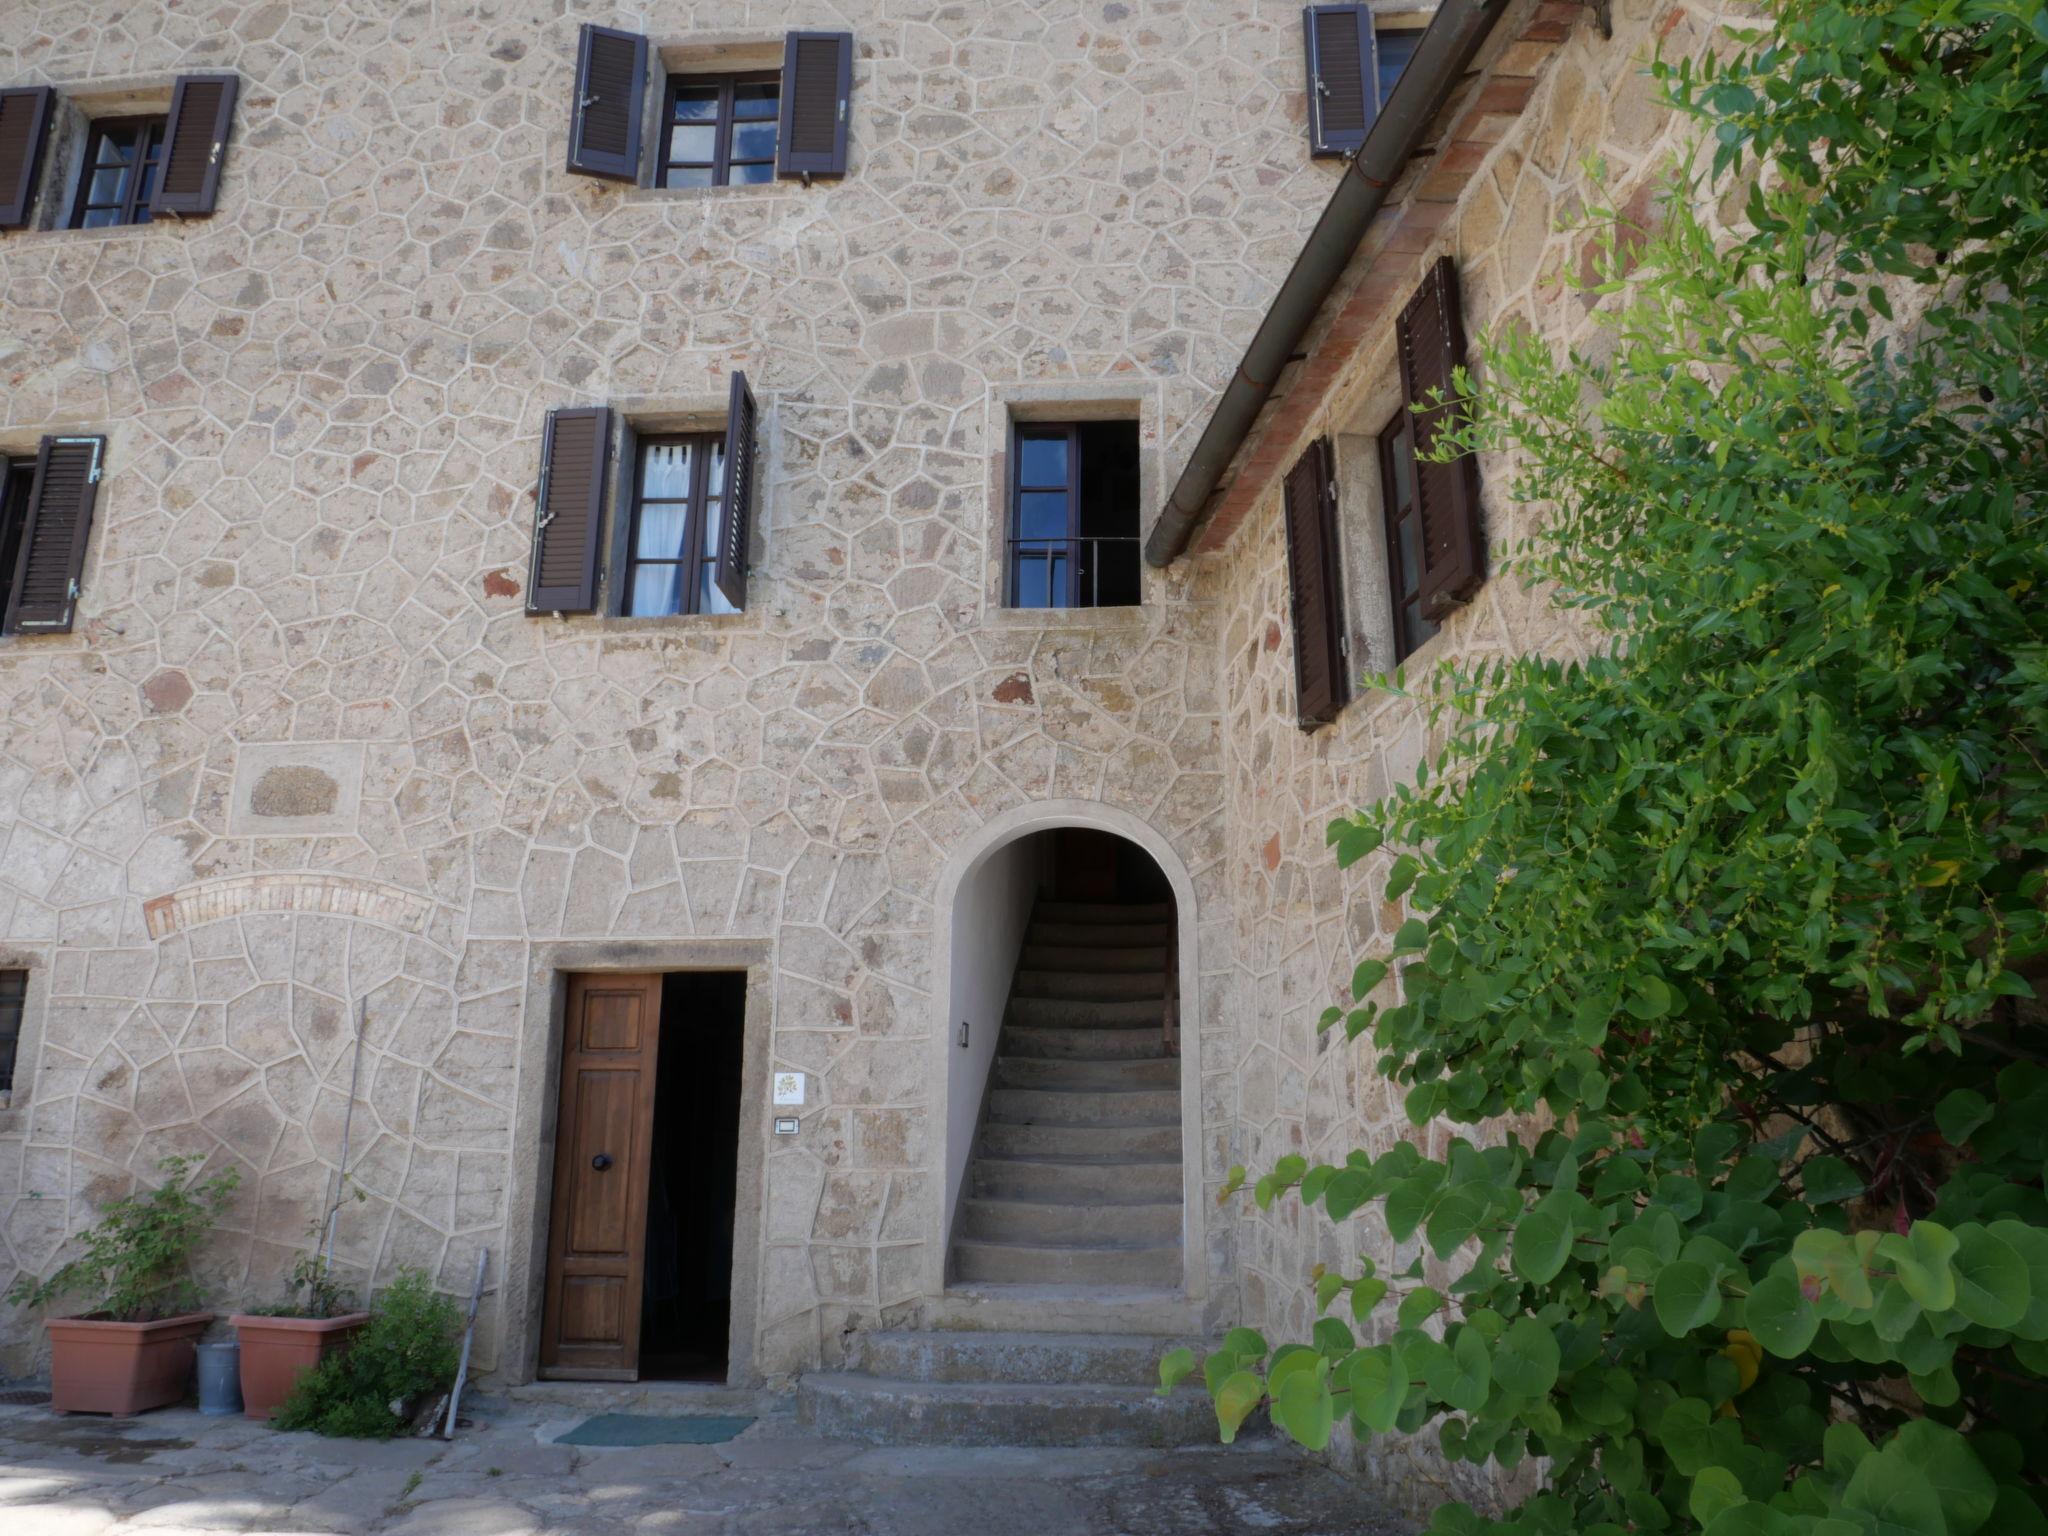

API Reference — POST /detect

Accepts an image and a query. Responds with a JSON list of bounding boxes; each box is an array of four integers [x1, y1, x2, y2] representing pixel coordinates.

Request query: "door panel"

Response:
[[539, 972, 662, 1378]]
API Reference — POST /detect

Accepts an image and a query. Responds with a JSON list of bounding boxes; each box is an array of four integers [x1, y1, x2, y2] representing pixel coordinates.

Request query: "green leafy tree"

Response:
[[1161, 2, 2048, 1532], [6, 1155, 241, 1323]]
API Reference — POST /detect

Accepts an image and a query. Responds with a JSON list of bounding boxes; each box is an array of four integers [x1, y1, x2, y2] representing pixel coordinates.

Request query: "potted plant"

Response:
[[231, 1250, 370, 1420], [6, 1154, 240, 1414]]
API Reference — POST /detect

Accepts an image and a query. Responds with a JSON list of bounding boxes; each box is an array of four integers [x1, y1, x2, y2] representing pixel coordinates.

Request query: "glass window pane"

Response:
[[99, 127, 139, 163], [666, 165, 715, 188], [668, 124, 717, 164], [1047, 554, 1067, 607], [88, 166, 129, 204], [1389, 426, 1414, 509], [135, 163, 157, 209], [635, 501, 691, 561], [1014, 556, 1050, 609], [629, 564, 686, 617], [733, 84, 780, 118], [707, 441, 726, 496], [729, 161, 774, 185], [1018, 434, 1066, 487], [81, 207, 119, 229], [700, 561, 737, 615], [1397, 514, 1420, 593], [701, 493, 723, 558], [731, 121, 777, 160], [640, 441, 692, 500], [1017, 491, 1068, 541], [671, 88, 720, 120]]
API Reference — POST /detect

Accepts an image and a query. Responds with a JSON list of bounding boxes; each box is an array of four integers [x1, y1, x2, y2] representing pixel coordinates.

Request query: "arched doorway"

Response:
[[927, 801, 1203, 1301]]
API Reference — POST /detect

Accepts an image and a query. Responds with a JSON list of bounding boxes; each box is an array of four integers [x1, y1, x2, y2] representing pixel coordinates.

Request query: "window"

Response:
[[69, 116, 165, 228], [1377, 407, 1439, 662], [1007, 421, 1141, 609], [0, 970, 24, 1094], [0, 457, 32, 616], [1376, 29, 1423, 107], [623, 434, 736, 616], [661, 74, 780, 188], [2, 435, 105, 635]]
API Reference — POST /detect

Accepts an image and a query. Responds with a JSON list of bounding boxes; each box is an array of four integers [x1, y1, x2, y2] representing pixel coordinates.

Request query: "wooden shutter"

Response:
[[149, 75, 238, 217], [3, 436, 104, 635], [527, 407, 611, 615], [713, 372, 758, 610], [566, 24, 646, 181], [1303, 5, 1378, 157], [1396, 257, 1484, 620], [1281, 437, 1347, 729], [776, 32, 852, 179], [0, 87, 55, 229]]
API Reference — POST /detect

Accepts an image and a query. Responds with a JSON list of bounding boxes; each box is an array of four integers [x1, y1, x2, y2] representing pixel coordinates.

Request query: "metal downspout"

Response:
[[1144, 0, 1513, 567]]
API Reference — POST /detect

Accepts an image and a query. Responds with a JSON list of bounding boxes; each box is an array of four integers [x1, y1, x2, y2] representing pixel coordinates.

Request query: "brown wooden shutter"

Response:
[[713, 372, 758, 610], [776, 32, 852, 179], [1282, 437, 1347, 729], [3, 436, 105, 635], [527, 407, 611, 615], [1396, 256, 1484, 620], [1303, 5, 1378, 157], [149, 75, 237, 217], [566, 24, 647, 181], [0, 87, 56, 229]]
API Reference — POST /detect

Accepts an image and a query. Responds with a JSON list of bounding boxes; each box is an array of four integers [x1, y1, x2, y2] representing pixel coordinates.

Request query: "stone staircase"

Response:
[[798, 897, 1212, 1446]]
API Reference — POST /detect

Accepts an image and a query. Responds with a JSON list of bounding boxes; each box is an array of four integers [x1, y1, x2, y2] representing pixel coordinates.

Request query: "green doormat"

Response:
[[554, 1413, 755, 1447]]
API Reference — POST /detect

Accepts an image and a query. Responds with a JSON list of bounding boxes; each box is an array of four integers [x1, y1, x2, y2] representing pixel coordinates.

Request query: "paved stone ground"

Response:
[[0, 1394, 1414, 1535]]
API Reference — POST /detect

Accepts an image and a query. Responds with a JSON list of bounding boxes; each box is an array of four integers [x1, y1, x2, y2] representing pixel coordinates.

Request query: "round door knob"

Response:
[[590, 1153, 612, 1171]]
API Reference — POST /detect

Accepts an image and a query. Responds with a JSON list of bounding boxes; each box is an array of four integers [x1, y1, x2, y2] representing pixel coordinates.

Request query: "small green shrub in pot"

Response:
[[272, 1268, 461, 1438]]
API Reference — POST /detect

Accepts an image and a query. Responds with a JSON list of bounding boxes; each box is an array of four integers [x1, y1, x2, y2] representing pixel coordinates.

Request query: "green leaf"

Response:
[[1156, 1346, 1195, 1397], [1440, 1326, 1491, 1413], [1274, 1364, 1335, 1451], [1888, 1421, 1997, 1536], [1626, 975, 1673, 1020], [1877, 1223, 1959, 1312], [1349, 1343, 1409, 1433], [1220, 1326, 1269, 1366], [1351, 958, 1389, 1001], [1654, 1260, 1722, 1337], [1513, 1194, 1576, 1284], [1214, 1371, 1265, 1445], [1397, 1287, 1444, 1328], [1842, 1447, 1948, 1536], [1493, 1316, 1560, 1399], [1800, 1155, 1864, 1204], [1745, 1266, 1819, 1357], [1952, 1224, 2028, 1329], [1934, 1089, 1993, 1146], [1427, 1186, 1489, 1258], [1690, 1466, 1746, 1526]]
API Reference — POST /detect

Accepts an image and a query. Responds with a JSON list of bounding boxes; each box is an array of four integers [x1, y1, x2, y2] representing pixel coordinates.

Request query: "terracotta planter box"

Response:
[[231, 1312, 370, 1419], [46, 1312, 213, 1415]]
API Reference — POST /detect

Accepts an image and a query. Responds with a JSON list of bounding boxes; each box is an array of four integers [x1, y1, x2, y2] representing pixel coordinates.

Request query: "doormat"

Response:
[[554, 1413, 755, 1447]]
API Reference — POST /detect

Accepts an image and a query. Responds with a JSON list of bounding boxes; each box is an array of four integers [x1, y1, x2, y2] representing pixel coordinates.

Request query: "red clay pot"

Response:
[[46, 1312, 213, 1415], [230, 1312, 370, 1419]]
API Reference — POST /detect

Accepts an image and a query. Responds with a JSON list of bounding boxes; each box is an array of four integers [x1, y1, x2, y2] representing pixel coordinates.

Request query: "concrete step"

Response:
[[958, 1196, 1181, 1245], [979, 1120, 1183, 1159], [954, 1238, 1183, 1287], [796, 1372, 1220, 1447], [850, 1329, 1192, 1387], [1034, 901, 1173, 924], [1012, 968, 1163, 1001], [1018, 943, 1166, 974], [1006, 996, 1164, 1029], [971, 1155, 1183, 1204], [998, 1022, 1172, 1059], [1029, 920, 1171, 949], [993, 1055, 1178, 1090], [987, 1086, 1180, 1127]]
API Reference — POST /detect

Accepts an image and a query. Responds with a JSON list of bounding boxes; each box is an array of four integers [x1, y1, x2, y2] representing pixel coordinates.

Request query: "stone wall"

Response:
[[1201, 0, 1719, 1505], [0, 0, 1344, 1380]]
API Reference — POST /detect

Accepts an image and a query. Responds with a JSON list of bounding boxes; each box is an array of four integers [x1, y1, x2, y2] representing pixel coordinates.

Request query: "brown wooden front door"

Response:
[[539, 972, 663, 1379]]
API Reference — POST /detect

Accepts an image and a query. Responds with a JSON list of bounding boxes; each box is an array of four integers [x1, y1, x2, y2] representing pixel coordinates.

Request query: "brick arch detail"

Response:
[[142, 873, 439, 940]]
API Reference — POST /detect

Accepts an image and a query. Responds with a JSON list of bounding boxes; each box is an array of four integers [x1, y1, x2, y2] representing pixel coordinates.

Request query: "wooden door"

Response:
[[539, 972, 662, 1379]]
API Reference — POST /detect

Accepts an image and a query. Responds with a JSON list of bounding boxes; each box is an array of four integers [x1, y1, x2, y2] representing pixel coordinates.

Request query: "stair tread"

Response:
[[953, 1235, 1182, 1254], [805, 1373, 1204, 1401], [973, 1152, 1182, 1166], [859, 1328, 1192, 1349]]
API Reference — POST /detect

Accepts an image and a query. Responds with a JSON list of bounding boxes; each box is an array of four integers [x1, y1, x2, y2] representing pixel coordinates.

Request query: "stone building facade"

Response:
[[0, 0, 1707, 1486]]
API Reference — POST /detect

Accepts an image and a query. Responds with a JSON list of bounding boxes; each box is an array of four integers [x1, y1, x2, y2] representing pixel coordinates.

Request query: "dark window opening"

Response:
[[0, 970, 25, 1093], [1376, 30, 1424, 110], [638, 970, 746, 1381], [70, 117, 166, 229], [1046, 827, 1174, 906], [1379, 406, 1439, 662], [1008, 420, 1141, 609], [660, 73, 780, 188], [624, 433, 735, 616], [0, 459, 32, 620]]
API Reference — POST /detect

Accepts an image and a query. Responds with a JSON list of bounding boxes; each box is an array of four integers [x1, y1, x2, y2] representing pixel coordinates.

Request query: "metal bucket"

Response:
[[195, 1340, 243, 1416]]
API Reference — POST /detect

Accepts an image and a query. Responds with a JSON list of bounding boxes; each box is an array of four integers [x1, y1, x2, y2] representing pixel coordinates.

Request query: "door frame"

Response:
[[507, 940, 774, 1388]]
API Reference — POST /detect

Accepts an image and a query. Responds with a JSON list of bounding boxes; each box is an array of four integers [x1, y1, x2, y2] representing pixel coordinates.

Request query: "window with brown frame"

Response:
[[69, 117, 166, 228], [0, 969, 25, 1094], [659, 73, 780, 188], [622, 433, 736, 617], [1378, 405, 1440, 662], [1007, 421, 1141, 609], [0, 458, 32, 622]]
